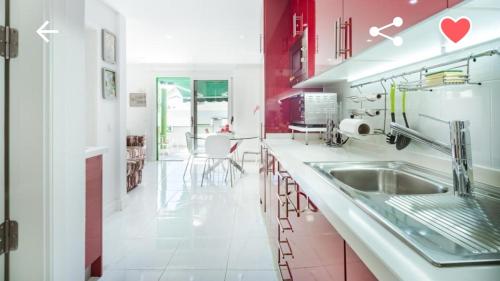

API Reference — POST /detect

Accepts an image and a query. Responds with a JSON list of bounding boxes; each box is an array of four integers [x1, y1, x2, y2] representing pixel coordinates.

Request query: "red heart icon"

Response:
[[440, 16, 471, 43]]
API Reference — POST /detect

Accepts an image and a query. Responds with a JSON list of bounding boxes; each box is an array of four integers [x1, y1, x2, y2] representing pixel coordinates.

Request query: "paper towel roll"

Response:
[[339, 119, 371, 136]]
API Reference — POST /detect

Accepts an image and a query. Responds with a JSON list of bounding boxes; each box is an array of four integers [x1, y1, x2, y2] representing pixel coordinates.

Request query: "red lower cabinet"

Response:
[[285, 186, 345, 281], [260, 156, 377, 281], [345, 243, 378, 281], [85, 155, 103, 277], [292, 267, 336, 281]]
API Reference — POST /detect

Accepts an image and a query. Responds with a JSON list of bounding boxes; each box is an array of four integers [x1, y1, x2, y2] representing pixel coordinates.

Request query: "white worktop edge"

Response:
[[85, 146, 108, 159]]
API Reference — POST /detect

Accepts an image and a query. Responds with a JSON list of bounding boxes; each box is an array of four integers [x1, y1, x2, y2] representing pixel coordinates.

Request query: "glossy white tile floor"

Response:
[[95, 160, 277, 281]]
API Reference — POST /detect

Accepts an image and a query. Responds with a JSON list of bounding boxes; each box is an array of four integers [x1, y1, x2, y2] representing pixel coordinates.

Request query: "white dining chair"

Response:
[[201, 134, 234, 187], [183, 132, 206, 180]]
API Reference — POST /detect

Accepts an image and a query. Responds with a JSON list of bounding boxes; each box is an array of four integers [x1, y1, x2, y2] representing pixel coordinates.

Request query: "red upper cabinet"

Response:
[[263, 0, 296, 133], [448, 0, 463, 7], [343, 0, 448, 57], [315, 0, 343, 75]]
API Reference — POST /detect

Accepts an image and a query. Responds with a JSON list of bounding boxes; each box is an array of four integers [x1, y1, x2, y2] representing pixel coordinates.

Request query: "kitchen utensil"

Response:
[[386, 83, 397, 144], [396, 89, 412, 150]]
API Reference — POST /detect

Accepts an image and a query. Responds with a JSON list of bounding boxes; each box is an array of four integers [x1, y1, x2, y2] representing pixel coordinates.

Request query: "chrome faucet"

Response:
[[390, 121, 474, 196]]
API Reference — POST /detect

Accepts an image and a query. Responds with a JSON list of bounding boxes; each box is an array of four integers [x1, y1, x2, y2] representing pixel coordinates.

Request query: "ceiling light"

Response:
[[409, 0, 418, 5], [165, 35, 173, 39]]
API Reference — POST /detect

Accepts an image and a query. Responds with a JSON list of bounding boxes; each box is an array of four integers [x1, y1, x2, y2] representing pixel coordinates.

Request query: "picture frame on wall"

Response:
[[102, 29, 116, 64], [129, 92, 147, 107], [102, 68, 117, 99]]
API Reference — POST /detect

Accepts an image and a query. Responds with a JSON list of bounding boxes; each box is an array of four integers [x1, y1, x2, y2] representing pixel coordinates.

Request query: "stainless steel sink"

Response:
[[305, 161, 500, 267], [330, 168, 449, 195]]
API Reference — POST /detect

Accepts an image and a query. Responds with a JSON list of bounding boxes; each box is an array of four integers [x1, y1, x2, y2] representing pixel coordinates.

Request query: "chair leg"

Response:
[[229, 159, 234, 188], [201, 159, 209, 186], [241, 153, 246, 170], [183, 155, 192, 180], [209, 159, 214, 179]]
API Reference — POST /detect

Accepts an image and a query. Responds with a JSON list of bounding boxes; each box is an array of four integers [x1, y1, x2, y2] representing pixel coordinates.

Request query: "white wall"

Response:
[[86, 0, 128, 216], [127, 64, 263, 161], [231, 65, 264, 154], [327, 39, 500, 186], [50, 0, 87, 279]]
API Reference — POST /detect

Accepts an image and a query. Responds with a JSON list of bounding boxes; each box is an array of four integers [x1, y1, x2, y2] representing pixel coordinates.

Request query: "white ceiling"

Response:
[[103, 0, 263, 64]]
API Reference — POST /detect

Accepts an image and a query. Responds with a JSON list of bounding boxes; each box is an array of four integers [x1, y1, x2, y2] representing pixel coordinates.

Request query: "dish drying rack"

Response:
[[398, 67, 470, 92]]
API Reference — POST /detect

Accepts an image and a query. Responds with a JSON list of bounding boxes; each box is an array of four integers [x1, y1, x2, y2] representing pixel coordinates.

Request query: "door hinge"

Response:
[[0, 220, 19, 255], [0, 26, 19, 59]]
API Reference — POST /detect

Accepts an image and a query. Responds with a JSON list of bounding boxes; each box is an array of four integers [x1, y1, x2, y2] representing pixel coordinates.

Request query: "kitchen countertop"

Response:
[[85, 146, 108, 159], [264, 137, 500, 281]]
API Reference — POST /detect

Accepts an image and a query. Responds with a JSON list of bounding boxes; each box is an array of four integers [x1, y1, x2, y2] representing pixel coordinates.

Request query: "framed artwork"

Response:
[[129, 92, 147, 107], [102, 68, 117, 99], [102, 29, 116, 64]]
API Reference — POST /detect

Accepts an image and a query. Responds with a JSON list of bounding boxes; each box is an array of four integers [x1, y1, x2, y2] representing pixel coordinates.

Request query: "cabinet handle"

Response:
[[348, 17, 353, 58], [343, 18, 348, 59], [308, 197, 319, 212], [278, 259, 293, 281], [277, 216, 294, 233], [293, 13, 297, 37], [293, 13, 304, 37], [316, 35, 319, 54], [336, 17, 352, 60], [278, 239, 294, 259], [334, 18, 339, 59], [259, 34, 263, 53], [336, 17, 347, 59]]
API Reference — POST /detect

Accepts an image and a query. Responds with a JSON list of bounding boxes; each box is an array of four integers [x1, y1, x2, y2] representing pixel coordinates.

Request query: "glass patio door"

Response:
[[156, 77, 192, 161], [192, 80, 230, 149]]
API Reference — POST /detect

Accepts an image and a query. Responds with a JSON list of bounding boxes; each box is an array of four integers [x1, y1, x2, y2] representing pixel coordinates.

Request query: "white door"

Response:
[[0, 0, 5, 279], [3, 0, 86, 280]]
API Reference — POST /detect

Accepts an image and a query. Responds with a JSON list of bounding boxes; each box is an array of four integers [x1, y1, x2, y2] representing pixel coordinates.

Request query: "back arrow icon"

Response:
[[37, 21, 59, 42]]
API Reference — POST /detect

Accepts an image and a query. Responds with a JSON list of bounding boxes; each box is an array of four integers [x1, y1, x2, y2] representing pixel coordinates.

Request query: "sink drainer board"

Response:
[[305, 161, 500, 266], [386, 195, 500, 256]]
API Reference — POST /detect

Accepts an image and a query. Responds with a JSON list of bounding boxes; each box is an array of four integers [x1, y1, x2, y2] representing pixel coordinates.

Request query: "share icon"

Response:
[[369, 17, 404, 46]]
